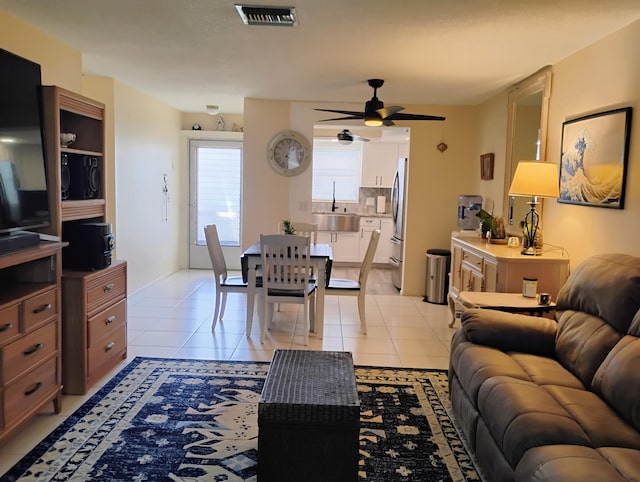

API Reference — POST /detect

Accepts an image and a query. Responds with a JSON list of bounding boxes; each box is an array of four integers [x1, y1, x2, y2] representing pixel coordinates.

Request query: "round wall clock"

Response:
[[266, 130, 311, 176]]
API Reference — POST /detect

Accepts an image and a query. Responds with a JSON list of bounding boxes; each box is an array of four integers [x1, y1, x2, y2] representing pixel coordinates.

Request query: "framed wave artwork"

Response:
[[559, 107, 632, 208]]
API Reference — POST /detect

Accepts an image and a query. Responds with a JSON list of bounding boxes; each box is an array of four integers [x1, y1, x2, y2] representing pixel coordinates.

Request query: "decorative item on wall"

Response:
[[559, 107, 632, 208], [437, 141, 448, 153], [266, 130, 311, 177], [480, 153, 495, 180], [191, 123, 202, 130]]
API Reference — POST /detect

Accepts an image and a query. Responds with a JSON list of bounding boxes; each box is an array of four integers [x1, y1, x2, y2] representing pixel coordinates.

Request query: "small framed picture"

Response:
[[480, 153, 494, 180]]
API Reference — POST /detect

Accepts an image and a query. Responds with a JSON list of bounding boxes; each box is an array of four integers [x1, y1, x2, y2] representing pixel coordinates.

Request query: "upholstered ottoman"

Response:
[[257, 349, 360, 482]]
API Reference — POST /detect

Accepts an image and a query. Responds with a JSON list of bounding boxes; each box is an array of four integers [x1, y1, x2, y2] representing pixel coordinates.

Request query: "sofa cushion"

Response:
[[509, 353, 584, 389], [554, 253, 640, 389], [555, 253, 640, 333], [516, 445, 632, 482], [543, 385, 640, 449], [598, 446, 640, 480], [555, 310, 623, 389], [450, 337, 532, 402], [477, 377, 640, 469], [477, 376, 591, 467], [593, 335, 640, 431]]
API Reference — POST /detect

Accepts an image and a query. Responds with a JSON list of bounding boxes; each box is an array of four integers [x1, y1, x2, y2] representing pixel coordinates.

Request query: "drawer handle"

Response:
[[25, 382, 43, 396], [105, 341, 116, 352], [33, 303, 52, 314], [24, 343, 44, 356], [105, 315, 116, 325], [103, 283, 115, 293], [0, 322, 13, 333]]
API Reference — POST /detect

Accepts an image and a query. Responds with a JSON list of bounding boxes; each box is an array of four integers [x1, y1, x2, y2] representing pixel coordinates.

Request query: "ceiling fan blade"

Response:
[[356, 136, 370, 142], [383, 119, 395, 126], [314, 108, 365, 117], [318, 116, 363, 122], [386, 112, 446, 121], [378, 105, 404, 119]]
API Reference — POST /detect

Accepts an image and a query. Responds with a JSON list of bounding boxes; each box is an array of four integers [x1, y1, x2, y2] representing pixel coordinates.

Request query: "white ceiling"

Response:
[[2, 0, 640, 114]]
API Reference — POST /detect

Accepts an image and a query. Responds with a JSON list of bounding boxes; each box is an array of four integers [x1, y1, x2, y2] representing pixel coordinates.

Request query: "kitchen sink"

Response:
[[312, 213, 360, 232]]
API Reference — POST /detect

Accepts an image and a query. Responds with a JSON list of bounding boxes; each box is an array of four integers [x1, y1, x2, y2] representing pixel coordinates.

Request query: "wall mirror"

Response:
[[503, 67, 552, 228]]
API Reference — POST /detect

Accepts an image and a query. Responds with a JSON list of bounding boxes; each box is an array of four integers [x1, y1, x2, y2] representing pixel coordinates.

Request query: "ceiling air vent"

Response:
[[235, 4, 297, 26]]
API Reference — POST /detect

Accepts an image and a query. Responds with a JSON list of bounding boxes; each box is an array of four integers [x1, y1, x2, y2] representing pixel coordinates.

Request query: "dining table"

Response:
[[241, 242, 333, 339]]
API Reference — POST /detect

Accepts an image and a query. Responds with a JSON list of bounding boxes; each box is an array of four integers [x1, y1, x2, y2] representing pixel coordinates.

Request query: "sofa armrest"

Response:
[[461, 308, 557, 356]]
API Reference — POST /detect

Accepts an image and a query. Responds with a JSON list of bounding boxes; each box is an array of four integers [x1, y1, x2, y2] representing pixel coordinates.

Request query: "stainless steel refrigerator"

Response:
[[390, 158, 407, 290]]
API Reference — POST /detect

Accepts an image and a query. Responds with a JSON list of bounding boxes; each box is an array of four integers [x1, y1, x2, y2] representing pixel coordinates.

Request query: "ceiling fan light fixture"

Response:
[[337, 129, 354, 144], [364, 97, 383, 126], [206, 104, 219, 115]]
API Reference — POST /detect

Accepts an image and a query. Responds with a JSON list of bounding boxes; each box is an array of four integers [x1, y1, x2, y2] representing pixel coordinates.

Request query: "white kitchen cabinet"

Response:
[[377, 219, 394, 264], [318, 231, 360, 263], [361, 142, 399, 188], [359, 217, 380, 261], [359, 217, 393, 264]]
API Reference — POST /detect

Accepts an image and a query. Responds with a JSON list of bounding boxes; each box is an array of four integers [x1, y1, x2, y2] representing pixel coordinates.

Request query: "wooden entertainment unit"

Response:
[[0, 243, 65, 443], [40, 86, 128, 395]]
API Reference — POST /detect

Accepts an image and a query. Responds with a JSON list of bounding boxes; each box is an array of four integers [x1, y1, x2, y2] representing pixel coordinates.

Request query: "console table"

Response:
[[448, 233, 569, 326]]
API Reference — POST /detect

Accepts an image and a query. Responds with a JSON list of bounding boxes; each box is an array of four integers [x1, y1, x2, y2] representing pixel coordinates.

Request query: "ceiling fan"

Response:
[[315, 79, 446, 126], [337, 129, 370, 144]]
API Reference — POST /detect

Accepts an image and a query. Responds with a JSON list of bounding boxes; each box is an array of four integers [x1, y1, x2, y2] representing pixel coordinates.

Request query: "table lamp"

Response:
[[508, 161, 559, 255]]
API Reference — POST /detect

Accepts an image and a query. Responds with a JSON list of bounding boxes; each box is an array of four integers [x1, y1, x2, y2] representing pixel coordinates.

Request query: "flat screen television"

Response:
[[0, 48, 50, 236]]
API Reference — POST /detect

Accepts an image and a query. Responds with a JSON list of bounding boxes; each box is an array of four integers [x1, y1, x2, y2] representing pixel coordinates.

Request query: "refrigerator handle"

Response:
[[391, 171, 400, 223]]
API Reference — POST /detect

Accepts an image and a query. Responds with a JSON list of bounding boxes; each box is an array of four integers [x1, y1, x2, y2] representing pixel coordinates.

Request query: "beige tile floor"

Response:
[[0, 267, 457, 475]]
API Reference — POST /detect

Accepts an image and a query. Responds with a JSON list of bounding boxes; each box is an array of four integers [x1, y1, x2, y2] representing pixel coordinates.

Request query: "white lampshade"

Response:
[[509, 161, 559, 198]]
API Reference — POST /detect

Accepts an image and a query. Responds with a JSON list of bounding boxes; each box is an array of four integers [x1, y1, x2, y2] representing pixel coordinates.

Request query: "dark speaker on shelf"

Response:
[[60, 153, 70, 200], [62, 222, 115, 271], [68, 154, 101, 200]]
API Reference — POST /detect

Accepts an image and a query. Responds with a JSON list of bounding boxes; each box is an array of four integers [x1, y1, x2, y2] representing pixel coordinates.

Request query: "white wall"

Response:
[[473, 91, 509, 216], [402, 104, 481, 295], [112, 81, 183, 293], [544, 19, 640, 266], [0, 11, 81, 92]]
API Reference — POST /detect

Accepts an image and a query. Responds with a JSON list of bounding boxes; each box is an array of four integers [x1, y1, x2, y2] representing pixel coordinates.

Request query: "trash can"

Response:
[[423, 249, 451, 304]]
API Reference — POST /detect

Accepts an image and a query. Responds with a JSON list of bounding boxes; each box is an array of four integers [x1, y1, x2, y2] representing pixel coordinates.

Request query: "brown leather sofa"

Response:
[[449, 253, 640, 481]]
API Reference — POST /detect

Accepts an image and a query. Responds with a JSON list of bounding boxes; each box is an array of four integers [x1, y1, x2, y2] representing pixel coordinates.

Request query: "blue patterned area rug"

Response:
[[4, 357, 481, 481]]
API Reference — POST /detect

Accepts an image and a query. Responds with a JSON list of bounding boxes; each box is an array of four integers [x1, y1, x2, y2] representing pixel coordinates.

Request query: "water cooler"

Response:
[[457, 195, 483, 230]]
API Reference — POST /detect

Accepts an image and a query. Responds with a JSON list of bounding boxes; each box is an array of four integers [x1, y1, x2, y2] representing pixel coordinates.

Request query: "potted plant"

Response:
[[475, 209, 506, 242], [282, 219, 295, 235]]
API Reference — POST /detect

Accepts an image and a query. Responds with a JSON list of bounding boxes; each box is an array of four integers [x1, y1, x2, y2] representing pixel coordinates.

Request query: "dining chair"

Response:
[[260, 234, 316, 345], [326, 229, 380, 335], [279, 221, 318, 244], [204, 224, 251, 332]]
